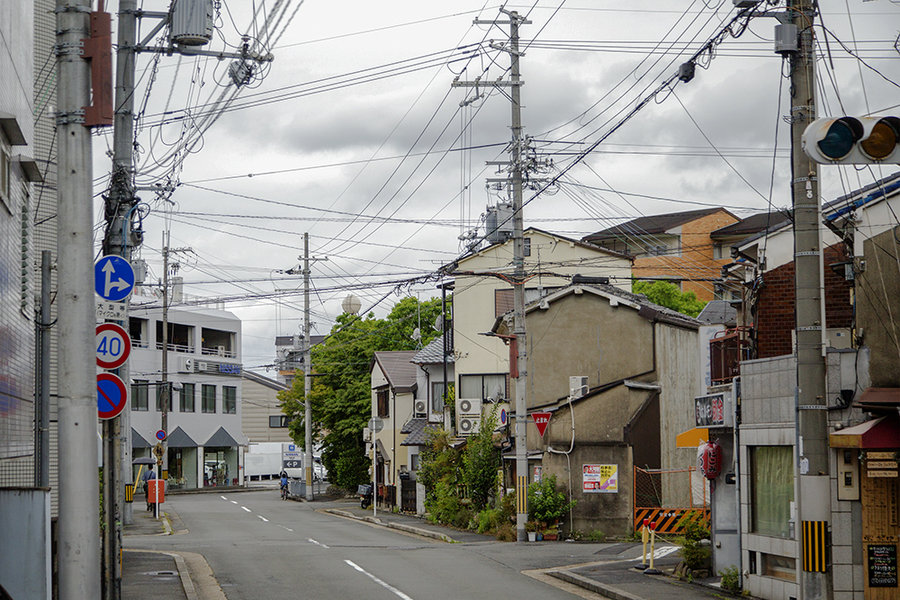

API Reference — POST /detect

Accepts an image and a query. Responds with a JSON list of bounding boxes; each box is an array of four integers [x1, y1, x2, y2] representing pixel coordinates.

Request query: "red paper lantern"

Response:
[[699, 440, 723, 480]]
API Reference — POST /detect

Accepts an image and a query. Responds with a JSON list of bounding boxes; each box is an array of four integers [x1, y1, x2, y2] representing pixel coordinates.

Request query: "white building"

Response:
[[128, 294, 247, 489]]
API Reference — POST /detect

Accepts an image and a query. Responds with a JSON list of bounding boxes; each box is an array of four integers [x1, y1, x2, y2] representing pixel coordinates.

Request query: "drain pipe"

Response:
[[547, 390, 576, 536]]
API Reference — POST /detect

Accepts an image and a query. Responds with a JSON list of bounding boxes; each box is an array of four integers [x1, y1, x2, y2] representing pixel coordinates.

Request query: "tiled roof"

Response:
[[400, 418, 440, 446], [411, 334, 453, 365], [710, 211, 791, 239], [373, 351, 418, 392], [584, 208, 730, 241], [696, 300, 738, 326]]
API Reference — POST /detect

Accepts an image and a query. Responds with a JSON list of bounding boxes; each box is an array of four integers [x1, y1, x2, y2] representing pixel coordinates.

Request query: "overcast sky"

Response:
[[91, 0, 900, 373]]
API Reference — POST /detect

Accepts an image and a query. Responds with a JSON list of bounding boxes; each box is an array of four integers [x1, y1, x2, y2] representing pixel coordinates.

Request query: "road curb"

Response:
[[322, 508, 456, 543], [548, 570, 645, 600]]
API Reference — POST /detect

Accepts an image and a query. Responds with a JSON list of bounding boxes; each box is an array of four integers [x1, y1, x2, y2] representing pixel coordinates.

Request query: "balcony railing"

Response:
[[154, 342, 194, 353], [201, 346, 236, 358], [709, 327, 751, 385]]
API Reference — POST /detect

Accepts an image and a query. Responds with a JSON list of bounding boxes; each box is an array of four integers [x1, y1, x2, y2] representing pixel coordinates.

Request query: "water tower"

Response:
[[342, 294, 361, 315]]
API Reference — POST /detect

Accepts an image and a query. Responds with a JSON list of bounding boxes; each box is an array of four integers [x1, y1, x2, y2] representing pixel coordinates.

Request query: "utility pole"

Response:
[[453, 7, 531, 542], [35, 251, 52, 488], [56, 0, 101, 597], [787, 1, 831, 598], [108, 0, 139, 540], [303, 233, 314, 500]]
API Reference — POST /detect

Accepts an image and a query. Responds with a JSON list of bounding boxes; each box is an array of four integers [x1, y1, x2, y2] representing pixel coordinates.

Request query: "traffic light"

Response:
[[802, 116, 900, 164]]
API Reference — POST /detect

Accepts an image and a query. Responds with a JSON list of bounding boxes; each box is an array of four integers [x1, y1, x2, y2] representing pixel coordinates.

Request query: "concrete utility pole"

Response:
[[109, 0, 139, 536], [303, 233, 313, 500], [55, 0, 101, 597], [35, 251, 52, 488], [161, 231, 170, 478], [453, 7, 531, 542], [787, 1, 831, 598]]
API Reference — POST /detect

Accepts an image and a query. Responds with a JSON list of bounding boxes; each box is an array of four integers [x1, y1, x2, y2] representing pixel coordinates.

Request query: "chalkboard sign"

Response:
[[868, 544, 898, 588]]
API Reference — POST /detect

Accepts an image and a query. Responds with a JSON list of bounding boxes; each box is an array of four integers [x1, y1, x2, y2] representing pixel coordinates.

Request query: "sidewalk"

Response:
[[324, 500, 751, 600], [122, 498, 193, 600]]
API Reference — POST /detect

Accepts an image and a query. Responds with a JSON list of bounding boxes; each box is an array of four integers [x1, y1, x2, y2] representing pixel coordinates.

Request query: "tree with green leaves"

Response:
[[277, 296, 445, 490], [462, 406, 500, 511], [632, 280, 706, 318]]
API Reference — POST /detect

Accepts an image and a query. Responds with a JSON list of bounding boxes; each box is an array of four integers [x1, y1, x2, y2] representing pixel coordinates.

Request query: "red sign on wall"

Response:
[[532, 412, 551, 437]]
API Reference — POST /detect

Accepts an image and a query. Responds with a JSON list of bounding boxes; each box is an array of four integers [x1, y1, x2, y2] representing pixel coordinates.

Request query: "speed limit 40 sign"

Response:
[[96, 323, 132, 370]]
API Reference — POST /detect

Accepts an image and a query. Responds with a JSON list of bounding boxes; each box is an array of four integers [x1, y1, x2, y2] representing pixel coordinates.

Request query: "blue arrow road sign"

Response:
[[97, 373, 128, 420], [94, 255, 135, 302]]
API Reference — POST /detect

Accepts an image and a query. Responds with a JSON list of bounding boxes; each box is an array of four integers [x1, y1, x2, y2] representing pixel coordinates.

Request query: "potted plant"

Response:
[[525, 520, 539, 542]]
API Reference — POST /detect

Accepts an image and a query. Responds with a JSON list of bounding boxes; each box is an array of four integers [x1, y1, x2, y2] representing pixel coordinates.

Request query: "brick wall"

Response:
[[755, 243, 853, 358]]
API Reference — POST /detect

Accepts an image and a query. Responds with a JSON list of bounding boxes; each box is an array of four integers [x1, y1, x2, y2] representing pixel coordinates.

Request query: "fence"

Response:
[[633, 466, 710, 534]]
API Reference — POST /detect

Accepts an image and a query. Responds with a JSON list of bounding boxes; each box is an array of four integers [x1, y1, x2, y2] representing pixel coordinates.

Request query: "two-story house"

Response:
[[129, 294, 247, 490], [448, 227, 632, 440], [492, 282, 702, 536], [584, 207, 740, 301], [370, 351, 417, 506]]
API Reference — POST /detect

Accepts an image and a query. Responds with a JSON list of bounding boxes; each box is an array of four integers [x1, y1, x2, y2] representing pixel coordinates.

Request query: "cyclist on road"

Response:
[[279, 471, 289, 500]]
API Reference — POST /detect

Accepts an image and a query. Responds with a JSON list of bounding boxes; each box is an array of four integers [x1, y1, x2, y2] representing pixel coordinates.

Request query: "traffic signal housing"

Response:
[[802, 116, 900, 164]]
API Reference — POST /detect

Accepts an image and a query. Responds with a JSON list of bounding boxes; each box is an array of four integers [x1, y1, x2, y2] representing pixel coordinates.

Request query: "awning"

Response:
[[855, 387, 900, 412], [830, 414, 900, 449], [205, 427, 239, 448], [131, 428, 151, 449], [167, 426, 198, 449], [676, 427, 709, 448]]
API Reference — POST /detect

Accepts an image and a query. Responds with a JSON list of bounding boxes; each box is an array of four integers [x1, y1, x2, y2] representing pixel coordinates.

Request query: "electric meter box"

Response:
[[171, 0, 214, 46]]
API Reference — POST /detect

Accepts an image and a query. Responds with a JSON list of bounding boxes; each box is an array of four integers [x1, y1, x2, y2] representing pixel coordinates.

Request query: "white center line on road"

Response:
[[241, 506, 251, 513], [280, 526, 294, 533], [308, 538, 329, 549], [220, 495, 228, 500], [345, 560, 414, 600], [230, 500, 238, 504], [258, 515, 269, 522]]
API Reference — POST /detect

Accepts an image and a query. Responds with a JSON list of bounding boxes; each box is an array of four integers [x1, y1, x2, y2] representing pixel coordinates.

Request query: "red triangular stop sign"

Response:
[[532, 412, 551, 437]]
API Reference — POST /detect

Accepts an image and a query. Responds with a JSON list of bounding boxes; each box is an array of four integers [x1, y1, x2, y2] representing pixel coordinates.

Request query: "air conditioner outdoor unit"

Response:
[[458, 415, 481, 436], [569, 376, 589, 399], [217, 345, 226, 356], [414, 400, 427, 418], [457, 398, 482, 416]]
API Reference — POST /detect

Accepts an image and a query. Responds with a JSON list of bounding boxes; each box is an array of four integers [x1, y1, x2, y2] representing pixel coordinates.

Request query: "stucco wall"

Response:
[[858, 228, 900, 387]]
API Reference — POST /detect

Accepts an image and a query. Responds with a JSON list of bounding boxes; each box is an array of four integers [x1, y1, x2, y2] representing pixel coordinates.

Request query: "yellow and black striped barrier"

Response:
[[632, 507, 710, 535], [516, 475, 527, 514], [802, 520, 828, 572], [124, 483, 134, 503]]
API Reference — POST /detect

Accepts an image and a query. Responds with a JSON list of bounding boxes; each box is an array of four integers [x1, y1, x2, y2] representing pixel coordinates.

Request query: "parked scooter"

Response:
[[358, 484, 373, 509]]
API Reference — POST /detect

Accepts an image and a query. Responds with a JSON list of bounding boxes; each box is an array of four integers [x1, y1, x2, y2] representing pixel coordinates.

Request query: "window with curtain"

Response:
[[459, 374, 506, 401], [131, 380, 148, 411], [431, 381, 447, 414], [180, 383, 195, 412], [202, 384, 216, 413], [223, 386, 236, 414], [750, 445, 794, 538]]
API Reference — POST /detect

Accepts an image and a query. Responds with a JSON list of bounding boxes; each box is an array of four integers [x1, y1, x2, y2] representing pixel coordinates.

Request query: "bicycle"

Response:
[[280, 483, 288, 500]]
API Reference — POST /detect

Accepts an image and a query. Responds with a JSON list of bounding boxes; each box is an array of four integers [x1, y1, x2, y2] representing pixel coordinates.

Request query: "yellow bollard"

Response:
[[644, 521, 661, 574], [640, 519, 650, 568]]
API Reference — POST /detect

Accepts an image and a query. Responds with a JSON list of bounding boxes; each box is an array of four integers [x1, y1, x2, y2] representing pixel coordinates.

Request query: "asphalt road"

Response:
[[126, 490, 629, 600]]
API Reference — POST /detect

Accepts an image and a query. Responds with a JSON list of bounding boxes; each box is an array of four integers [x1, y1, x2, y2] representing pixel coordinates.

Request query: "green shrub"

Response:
[[677, 512, 711, 570], [475, 507, 503, 534], [527, 474, 575, 526], [495, 522, 516, 541], [719, 565, 741, 593]]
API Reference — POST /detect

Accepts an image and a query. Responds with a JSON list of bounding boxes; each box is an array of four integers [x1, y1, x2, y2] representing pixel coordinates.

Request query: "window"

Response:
[[376, 388, 389, 418], [459, 374, 506, 401], [202, 384, 216, 413], [179, 383, 195, 412], [129, 318, 148, 347], [269, 415, 291, 428], [523, 237, 531, 257], [762, 554, 796, 582], [223, 386, 236, 414], [131, 380, 148, 411], [713, 243, 725, 259], [750, 446, 794, 538], [431, 381, 448, 414]]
